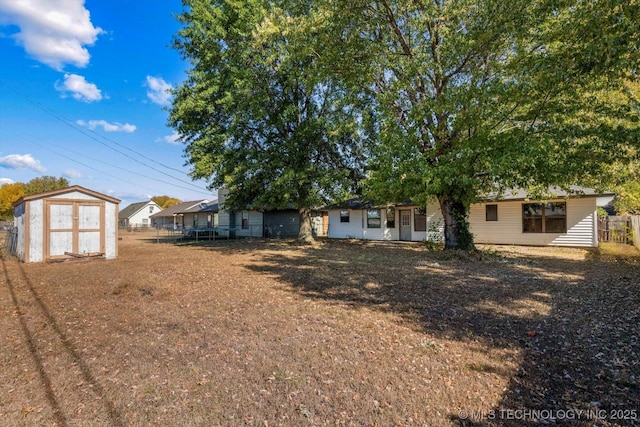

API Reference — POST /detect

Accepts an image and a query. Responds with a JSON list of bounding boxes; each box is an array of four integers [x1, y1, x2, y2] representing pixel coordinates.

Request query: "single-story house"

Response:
[[118, 200, 162, 228], [13, 185, 119, 263], [149, 199, 210, 228], [217, 189, 327, 238], [326, 187, 615, 247]]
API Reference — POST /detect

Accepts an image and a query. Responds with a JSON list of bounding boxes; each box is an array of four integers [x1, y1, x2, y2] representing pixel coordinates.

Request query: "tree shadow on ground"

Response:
[[1, 256, 125, 427], [203, 240, 639, 426]]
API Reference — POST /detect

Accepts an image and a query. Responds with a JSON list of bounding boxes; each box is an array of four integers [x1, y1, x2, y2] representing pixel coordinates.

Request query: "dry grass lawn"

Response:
[[1, 232, 638, 426]]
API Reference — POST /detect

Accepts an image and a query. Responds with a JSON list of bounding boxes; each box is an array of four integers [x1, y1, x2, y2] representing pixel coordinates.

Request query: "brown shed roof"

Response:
[[14, 185, 120, 206]]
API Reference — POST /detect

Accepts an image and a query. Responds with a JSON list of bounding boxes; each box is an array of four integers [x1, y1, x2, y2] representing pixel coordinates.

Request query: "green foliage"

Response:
[[0, 182, 26, 220], [319, 0, 639, 248], [614, 180, 640, 215], [151, 195, 181, 209], [0, 176, 70, 220], [170, 0, 370, 240], [24, 176, 69, 195]]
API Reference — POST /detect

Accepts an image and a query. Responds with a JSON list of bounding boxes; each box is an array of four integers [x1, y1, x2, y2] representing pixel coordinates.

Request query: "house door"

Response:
[[45, 200, 104, 258], [399, 209, 411, 241]]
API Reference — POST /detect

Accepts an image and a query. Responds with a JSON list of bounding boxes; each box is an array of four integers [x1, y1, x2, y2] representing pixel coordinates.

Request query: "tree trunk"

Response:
[[297, 207, 314, 244], [438, 196, 475, 250]]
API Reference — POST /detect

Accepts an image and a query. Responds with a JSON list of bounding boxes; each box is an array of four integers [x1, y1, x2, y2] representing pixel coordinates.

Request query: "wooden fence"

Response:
[[598, 216, 630, 244], [598, 215, 639, 247]]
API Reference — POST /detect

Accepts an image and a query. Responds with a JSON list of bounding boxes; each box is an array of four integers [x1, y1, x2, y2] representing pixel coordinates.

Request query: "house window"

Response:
[[193, 214, 198, 227], [486, 204, 498, 221], [242, 211, 249, 229], [367, 209, 381, 228], [340, 210, 350, 223], [386, 207, 395, 228], [414, 208, 427, 232], [523, 202, 566, 233], [149, 206, 154, 213]]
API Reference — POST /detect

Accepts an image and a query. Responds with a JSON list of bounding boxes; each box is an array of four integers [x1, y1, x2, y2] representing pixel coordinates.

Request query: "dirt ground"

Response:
[[1, 231, 638, 426]]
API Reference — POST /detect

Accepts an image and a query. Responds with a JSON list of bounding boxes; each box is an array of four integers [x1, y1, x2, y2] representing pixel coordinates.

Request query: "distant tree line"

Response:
[[0, 177, 185, 221], [0, 176, 70, 220]]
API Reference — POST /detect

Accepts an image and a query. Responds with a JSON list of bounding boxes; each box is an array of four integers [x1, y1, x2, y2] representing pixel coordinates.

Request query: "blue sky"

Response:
[[0, 0, 216, 208]]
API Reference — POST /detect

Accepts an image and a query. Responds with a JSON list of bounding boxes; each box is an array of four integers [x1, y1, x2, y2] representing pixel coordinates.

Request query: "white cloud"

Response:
[[76, 119, 136, 133], [160, 131, 183, 145], [64, 169, 82, 179], [0, 178, 16, 185], [55, 73, 102, 102], [145, 76, 172, 106], [0, 0, 103, 70], [0, 154, 46, 173]]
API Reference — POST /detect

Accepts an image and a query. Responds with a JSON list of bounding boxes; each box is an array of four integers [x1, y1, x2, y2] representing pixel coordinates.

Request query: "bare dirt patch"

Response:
[[1, 232, 638, 426]]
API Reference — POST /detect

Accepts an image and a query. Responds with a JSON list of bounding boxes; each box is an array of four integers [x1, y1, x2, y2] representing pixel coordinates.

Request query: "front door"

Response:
[[399, 209, 411, 241], [45, 200, 104, 258]]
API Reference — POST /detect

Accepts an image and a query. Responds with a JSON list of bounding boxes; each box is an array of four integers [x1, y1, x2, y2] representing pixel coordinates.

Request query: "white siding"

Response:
[[328, 209, 365, 239], [128, 202, 161, 227], [105, 202, 117, 259], [29, 199, 44, 262], [235, 211, 264, 237], [470, 198, 598, 247], [328, 201, 442, 242], [217, 189, 232, 230], [425, 200, 443, 242], [50, 191, 101, 201], [361, 208, 398, 240]]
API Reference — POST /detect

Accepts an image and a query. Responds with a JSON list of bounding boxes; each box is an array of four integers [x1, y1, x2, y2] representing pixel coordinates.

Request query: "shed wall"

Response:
[[29, 199, 44, 262], [14, 202, 26, 261], [105, 201, 117, 259]]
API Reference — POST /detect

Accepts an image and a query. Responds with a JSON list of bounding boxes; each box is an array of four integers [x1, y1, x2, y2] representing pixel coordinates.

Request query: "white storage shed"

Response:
[[13, 186, 120, 263]]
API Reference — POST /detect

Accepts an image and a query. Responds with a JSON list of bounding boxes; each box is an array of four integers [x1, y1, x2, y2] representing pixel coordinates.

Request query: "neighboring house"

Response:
[[327, 187, 615, 248], [118, 200, 162, 228], [149, 200, 209, 228], [216, 189, 264, 238], [217, 189, 327, 238], [12, 185, 119, 263], [149, 190, 328, 239]]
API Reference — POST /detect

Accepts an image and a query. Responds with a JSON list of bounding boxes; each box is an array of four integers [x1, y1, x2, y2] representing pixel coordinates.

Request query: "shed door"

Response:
[[45, 200, 104, 258]]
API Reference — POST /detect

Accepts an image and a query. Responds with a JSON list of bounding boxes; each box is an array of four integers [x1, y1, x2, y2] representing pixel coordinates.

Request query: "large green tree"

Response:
[[319, 0, 639, 249], [169, 0, 370, 242], [24, 176, 69, 195]]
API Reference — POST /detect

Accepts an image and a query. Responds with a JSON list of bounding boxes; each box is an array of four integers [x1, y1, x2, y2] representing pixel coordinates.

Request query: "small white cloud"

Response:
[[0, 0, 103, 70], [77, 119, 136, 133], [55, 73, 102, 102], [63, 169, 82, 179], [160, 131, 182, 145], [0, 178, 16, 185], [0, 154, 46, 173], [145, 75, 172, 106]]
